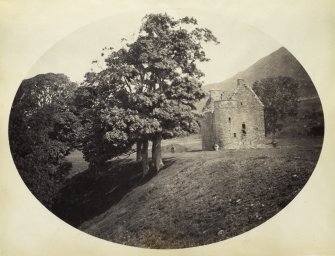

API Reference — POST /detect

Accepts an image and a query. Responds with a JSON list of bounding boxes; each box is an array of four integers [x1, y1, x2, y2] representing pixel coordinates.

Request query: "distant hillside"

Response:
[[198, 47, 318, 110]]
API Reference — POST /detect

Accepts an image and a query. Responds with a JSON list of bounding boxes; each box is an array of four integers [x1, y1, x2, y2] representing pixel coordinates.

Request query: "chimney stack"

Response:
[[237, 79, 246, 86]]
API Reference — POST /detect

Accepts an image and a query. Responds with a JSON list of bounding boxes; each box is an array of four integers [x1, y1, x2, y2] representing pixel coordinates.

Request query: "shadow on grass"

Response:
[[51, 158, 176, 228]]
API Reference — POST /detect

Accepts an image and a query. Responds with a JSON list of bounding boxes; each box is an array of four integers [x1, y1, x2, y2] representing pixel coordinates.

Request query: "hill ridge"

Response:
[[196, 47, 318, 110]]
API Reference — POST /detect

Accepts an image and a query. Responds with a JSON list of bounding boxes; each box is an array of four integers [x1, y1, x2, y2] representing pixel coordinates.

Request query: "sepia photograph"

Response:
[[1, 1, 334, 255], [7, 11, 324, 249]]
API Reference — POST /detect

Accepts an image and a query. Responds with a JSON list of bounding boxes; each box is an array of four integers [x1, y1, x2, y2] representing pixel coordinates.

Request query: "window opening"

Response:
[[242, 123, 247, 136]]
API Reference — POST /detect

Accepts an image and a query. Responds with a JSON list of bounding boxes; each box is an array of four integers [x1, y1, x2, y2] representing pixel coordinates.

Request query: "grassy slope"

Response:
[[203, 47, 317, 96], [65, 137, 323, 249], [196, 47, 319, 111], [65, 150, 89, 178]]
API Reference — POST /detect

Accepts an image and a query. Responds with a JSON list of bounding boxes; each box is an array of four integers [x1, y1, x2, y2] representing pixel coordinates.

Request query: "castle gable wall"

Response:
[[201, 81, 265, 150]]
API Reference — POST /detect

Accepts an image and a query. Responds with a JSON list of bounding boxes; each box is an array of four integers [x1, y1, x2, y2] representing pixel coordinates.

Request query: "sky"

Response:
[[27, 10, 281, 85]]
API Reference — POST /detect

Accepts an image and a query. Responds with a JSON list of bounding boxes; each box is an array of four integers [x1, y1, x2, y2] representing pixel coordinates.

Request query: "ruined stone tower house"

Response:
[[201, 79, 265, 150]]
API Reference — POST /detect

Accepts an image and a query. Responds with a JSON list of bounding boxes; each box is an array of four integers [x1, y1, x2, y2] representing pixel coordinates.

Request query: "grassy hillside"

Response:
[[196, 47, 324, 137], [204, 47, 317, 96], [53, 136, 322, 249], [53, 48, 323, 248], [197, 47, 319, 111]]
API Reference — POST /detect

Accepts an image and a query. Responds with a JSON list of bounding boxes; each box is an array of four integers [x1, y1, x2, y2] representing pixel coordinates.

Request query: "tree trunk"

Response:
[[136, 140, 142, 162], [141, 139, 149, 177], [152, 135, 164, 173]]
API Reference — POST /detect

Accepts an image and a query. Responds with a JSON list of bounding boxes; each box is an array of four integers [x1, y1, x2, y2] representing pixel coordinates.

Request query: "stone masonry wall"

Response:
[[214, 85, 265, 149], [201, 111, 215, 150], [201, 83, 265, 150]]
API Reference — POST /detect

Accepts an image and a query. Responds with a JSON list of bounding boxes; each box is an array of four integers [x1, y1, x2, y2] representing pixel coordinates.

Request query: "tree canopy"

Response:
[[78, 13, 219, 174], [9, 73, 80, 206], [9, 13, 219, 207], [253, 76, 299, 139]]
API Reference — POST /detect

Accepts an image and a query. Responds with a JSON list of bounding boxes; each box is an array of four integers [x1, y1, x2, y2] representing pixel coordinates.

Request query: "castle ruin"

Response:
[[201, 79, 265, 150]]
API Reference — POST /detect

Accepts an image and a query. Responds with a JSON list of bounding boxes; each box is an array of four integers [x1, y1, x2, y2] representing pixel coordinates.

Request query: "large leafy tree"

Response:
[[9, 73, 80, 206], [253, 76, 299, 141], [80, 13, 219, 175], [72, 82, 138, 170]]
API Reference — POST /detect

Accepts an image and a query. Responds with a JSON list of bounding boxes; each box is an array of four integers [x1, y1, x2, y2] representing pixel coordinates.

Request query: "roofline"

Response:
[[227, 83, 264, 107], [243, 84, 264, 107]]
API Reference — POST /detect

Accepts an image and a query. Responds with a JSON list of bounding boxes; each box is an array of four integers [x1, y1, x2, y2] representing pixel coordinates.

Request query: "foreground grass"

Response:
[[51, 137, 323, 248]]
